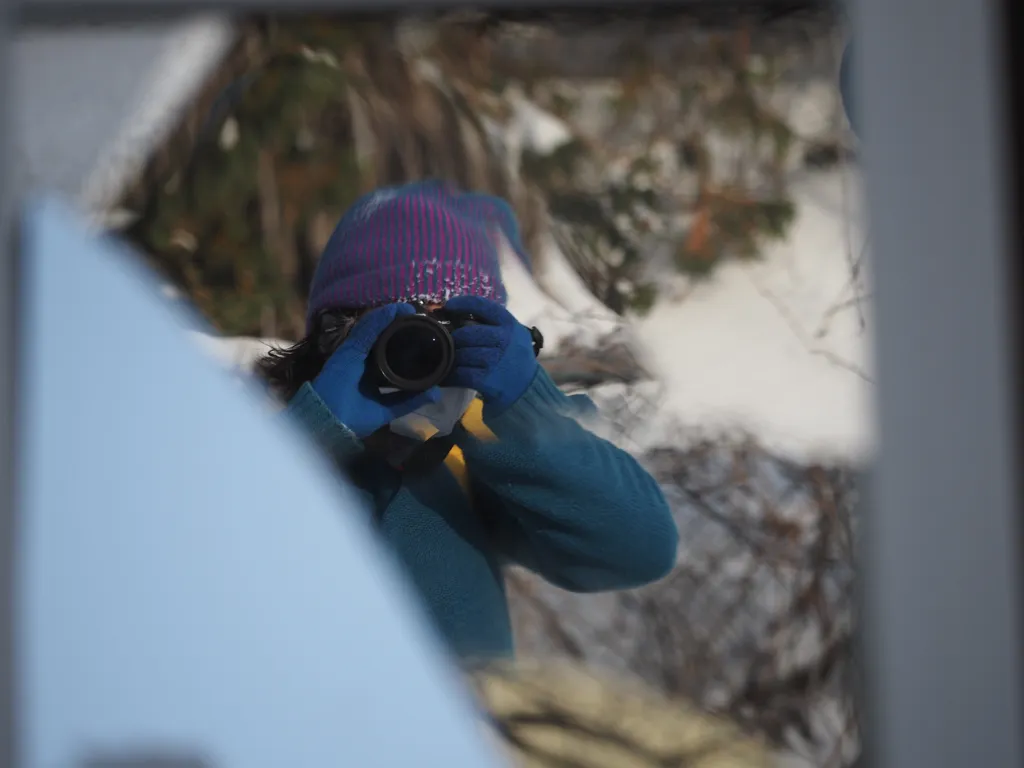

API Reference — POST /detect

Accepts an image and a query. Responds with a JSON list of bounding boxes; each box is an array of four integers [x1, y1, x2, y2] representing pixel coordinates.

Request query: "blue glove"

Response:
[[443, 296, 539, 416], [311, 303, 441, 438]]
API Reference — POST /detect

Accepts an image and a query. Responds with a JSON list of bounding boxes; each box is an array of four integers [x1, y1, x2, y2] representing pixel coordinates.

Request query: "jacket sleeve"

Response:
[[285, 382, 365, 464], [456, 368, 679, 593], [284, 382, 381, 513]]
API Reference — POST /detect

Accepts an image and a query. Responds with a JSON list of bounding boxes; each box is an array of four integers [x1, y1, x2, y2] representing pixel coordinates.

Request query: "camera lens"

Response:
[[371, 313, 456, 391], [384, 324, 446, 382]]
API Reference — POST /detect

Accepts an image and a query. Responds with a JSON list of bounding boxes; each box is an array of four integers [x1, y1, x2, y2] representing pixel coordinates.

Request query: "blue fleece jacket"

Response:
[[286, 366, 679, 660]]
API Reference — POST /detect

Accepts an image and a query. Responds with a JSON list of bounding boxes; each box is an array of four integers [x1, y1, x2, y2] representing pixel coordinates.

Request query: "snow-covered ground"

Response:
[[635, 166, 872, 463]]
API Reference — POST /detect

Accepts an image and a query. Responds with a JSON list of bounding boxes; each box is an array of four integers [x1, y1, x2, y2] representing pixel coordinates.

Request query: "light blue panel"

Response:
[[17, 198, 498, 768]]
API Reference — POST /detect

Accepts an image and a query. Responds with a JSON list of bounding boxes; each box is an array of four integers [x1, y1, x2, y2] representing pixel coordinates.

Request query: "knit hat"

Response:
[[306, 180, 530, 331]]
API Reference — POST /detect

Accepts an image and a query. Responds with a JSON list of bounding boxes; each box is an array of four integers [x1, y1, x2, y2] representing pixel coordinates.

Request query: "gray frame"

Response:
[[1, 1, 14, 765], [3, 1, 1023, 767], [14, 0, 737, 25], [854, 0, 1024, 766]]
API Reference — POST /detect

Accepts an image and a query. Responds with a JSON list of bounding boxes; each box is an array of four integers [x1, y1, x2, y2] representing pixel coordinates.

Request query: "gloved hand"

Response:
[[443, 296, 539, 416], [312, 303, 441, 438]]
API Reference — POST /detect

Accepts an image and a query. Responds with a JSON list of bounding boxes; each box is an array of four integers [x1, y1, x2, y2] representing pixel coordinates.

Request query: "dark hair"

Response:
[[256, 309, 363, 402]]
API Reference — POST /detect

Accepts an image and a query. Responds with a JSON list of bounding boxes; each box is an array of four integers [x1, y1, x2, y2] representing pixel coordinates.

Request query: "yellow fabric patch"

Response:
[[444, 445, 471, 497], [441, 398, 494, 499], [460, 398, 496, 441]]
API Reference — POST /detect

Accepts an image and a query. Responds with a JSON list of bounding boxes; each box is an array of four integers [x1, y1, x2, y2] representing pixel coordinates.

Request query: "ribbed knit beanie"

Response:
[[306, 180, 530, 331]]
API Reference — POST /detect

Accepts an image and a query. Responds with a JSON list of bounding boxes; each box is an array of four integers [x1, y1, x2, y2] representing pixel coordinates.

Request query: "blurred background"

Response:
[[13, 5, 866, 767]]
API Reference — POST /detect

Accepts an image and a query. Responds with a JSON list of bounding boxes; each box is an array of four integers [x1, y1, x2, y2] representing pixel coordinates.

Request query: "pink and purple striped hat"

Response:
[[306, 180, 530, 331]]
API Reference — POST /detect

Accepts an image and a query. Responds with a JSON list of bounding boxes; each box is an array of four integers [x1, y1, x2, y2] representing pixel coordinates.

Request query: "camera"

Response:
[[369, 301, 544, 393], [369, 302, 474, 392]]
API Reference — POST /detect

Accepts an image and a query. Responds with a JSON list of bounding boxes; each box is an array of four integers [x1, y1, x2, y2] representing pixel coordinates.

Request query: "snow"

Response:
[[505, 84, 573, 154], [532, 231, 618, 321], [636, 167, 872, 463], [492, 80, 872, 463], [501, 232, 624, 354]]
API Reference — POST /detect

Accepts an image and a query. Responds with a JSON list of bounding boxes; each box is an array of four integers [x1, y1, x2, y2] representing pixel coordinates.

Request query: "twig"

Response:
[[746, 270, 873, 383]]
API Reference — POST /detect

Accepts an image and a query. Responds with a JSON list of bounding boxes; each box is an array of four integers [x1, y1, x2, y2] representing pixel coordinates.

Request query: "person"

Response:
[[259, 180, 679, 660]]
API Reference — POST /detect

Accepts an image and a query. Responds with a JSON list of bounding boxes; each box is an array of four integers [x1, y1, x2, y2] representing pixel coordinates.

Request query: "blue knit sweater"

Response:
[[286, 367, 679, 660]]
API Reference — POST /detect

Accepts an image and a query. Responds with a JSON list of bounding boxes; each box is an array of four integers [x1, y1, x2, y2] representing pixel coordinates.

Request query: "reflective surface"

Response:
[[17, 198, 497, 767]]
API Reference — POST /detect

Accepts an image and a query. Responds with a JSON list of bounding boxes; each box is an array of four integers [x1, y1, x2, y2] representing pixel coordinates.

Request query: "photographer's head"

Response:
[[259, 180, 530, 401]]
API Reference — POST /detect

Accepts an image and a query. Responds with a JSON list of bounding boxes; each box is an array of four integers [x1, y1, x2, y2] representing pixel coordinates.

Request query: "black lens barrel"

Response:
[[370, 312, 456, 392]]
